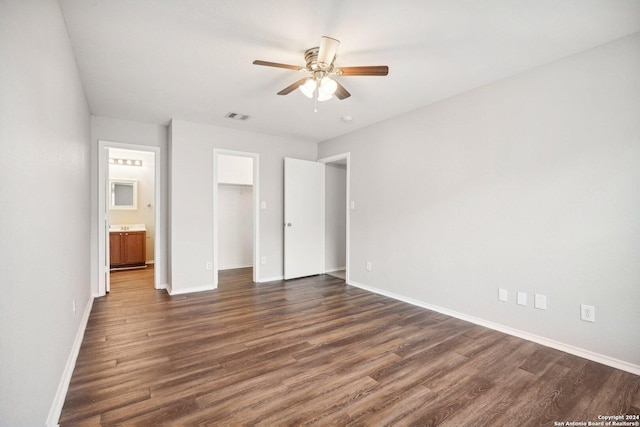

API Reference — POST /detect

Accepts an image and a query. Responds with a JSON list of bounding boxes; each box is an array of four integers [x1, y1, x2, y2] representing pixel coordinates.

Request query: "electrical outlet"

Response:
[[498, 288, 508, 302], [366, 261, 372, 271], [261, 201, 267, 210], [581, 304, 595, 322], [261, 256, 267, 265], [205, 261, 213, 270], [350, 201, 356, 210]]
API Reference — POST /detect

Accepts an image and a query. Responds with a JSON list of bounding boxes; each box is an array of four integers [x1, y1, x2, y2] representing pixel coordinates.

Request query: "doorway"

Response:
[[282, 154, 350, 282], [213, 150, 260, 287], [98, 141, 161, 295], [106, 148, 155, 290], [319, 153, 350, 283]]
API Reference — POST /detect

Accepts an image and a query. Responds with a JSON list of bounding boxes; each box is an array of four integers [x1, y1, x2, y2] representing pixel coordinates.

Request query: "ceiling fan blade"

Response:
[[336, 66, 389, 76], [317, 36, 340, 68], [277, 78, 309, 95], [334, 81, 351, 100], [253, 60, 303, 71]]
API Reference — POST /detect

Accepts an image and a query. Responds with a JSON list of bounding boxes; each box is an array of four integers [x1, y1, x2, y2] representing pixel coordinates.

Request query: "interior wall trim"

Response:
[[167, 283, 216, 296], [348, 280, 640, 376], [46, 296, 94, 426], [256, 275, 285, 283], [219, 264, 254, 271]]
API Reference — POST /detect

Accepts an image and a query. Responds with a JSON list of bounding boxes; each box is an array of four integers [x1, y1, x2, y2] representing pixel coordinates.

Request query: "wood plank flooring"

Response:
[[60, 267, 640, 425]]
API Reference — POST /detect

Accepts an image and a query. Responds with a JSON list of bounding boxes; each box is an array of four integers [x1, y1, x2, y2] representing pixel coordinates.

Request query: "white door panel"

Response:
[[105, 148, 111, 293], [284, 158, 325, 279]]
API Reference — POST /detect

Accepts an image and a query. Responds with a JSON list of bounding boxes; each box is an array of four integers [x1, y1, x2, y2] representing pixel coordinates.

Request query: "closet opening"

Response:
[[213, 150, 260, 287]]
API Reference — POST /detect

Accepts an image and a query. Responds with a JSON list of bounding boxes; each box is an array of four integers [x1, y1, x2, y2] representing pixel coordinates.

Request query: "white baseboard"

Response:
[[348, 280, 640, 376], [219, 263, 253, 270], [167, 283, 216, 296], [155, 283, 167, 290], [325, 266, 346, 273], [256, 275, 284, 283], [46, 296, 94, 427]]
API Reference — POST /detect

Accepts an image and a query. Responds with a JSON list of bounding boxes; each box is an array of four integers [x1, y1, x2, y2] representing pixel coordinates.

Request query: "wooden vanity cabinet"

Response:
[[109, 231, 146, 268]]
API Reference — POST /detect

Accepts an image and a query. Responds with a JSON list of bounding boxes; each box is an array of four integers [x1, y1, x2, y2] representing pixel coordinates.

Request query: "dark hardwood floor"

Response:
[[60, 267, 640, 425]]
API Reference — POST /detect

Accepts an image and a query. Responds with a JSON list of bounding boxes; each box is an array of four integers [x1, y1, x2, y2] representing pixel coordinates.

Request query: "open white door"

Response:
[[284, 158, 325, 279], [104, 148, 111, 293]]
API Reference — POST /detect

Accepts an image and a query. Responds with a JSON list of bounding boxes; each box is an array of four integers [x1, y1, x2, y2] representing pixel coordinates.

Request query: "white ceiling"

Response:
[[59, 0, 640, 143]]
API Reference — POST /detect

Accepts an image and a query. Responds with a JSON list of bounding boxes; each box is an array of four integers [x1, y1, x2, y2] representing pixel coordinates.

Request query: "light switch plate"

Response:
[[517, 292, 527, 306], [498, 288, 508, 302], [535, 294, 547, 310]]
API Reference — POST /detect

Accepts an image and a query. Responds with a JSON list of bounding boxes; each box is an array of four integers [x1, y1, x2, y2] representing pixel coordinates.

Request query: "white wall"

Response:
[[0, 1, 91, 425], [91, 116, 169, 287], [325, 163, 347, 271], [318, 33, 640, 368], [169, 119, 317, 292]]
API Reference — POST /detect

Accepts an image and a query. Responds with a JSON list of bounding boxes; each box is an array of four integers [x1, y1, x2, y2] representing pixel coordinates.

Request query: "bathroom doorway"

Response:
[[98, 141, 161, 295], [106, 148, 156, 291]]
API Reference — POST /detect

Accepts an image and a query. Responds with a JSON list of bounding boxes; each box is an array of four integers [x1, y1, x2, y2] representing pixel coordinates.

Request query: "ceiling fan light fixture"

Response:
[[319, 77, 337, 96], [314, 76, 338, 102], [299, 78, 316, 98], [317, 91, 333, 102]]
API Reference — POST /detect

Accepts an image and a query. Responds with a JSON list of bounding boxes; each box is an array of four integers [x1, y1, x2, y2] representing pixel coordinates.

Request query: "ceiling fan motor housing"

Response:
[[305, 47, 334, 79]]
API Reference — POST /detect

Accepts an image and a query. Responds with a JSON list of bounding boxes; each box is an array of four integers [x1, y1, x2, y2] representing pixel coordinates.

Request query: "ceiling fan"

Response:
[[253, 36, 388, 110]]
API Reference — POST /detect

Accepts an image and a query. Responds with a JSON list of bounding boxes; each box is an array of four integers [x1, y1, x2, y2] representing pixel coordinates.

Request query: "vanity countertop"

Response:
[[109, 224, 146, 232]]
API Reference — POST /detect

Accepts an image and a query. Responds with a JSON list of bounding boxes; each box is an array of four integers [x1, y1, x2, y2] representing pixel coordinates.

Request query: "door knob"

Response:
[[286, 223, 292, 227]]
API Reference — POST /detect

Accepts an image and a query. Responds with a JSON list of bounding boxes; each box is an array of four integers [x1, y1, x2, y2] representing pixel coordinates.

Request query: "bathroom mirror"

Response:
[[110, 179, 138, 210]]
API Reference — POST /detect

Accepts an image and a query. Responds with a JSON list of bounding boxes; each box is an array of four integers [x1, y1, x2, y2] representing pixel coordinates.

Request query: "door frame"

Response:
[[213, 149, 260, 286], [98, 140, 162, 295], [318, 152, 350, 283]]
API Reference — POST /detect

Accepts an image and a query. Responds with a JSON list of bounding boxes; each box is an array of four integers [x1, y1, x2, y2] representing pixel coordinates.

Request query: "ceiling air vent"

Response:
[[224, 112, 250, 121]]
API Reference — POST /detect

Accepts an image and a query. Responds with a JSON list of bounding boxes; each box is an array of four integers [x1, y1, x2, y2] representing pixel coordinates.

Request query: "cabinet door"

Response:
[[109, 233, 123, 266], [123, 232, 146, 265]]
